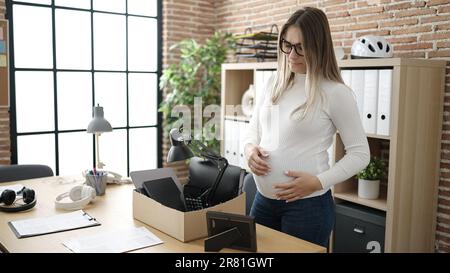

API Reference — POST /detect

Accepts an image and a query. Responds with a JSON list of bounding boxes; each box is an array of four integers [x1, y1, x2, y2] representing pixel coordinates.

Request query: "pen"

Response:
[[92, 167, 98, 189]]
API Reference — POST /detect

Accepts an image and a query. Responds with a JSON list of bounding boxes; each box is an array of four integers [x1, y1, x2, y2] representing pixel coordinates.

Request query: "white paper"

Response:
[[62, 226, 163, 253], [9, 210, 99, 238]]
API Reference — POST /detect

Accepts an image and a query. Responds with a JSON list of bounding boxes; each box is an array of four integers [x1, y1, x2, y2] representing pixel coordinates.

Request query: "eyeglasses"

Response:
[[280, 38, 303, 56]]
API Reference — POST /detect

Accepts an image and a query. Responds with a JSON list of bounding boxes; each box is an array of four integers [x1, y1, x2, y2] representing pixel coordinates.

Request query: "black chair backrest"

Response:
[[243, 173, 257, 215], [0, 164, 54, 183], [187, 157, 244, 205]]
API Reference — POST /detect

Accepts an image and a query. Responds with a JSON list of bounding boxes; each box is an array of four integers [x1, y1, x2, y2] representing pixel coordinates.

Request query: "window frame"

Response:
[[6, 0, 163, 175]]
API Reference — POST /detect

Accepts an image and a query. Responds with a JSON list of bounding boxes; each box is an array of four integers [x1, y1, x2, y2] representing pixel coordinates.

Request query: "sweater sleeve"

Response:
[[316, 84, 371, 189]]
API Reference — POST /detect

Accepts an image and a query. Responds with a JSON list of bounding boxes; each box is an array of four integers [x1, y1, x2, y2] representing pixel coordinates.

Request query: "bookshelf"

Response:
[[220, 62, 277, 170], [220, 58, 446, 252]]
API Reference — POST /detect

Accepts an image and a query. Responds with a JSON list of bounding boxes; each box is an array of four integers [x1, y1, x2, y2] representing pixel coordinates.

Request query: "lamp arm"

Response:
[[95, 133, 105, 169], [188, 139, 229, 207], [189, 140, 221, 162], [188, 140, 228, 168], [205, 157, 228, 207]]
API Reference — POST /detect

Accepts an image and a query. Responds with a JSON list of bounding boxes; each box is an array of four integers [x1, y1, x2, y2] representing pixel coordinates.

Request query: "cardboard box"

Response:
[[133, 190, 246, 242]]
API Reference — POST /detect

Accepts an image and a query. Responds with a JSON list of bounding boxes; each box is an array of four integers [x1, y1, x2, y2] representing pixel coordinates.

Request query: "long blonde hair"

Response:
[[271, 7, 343, 120]]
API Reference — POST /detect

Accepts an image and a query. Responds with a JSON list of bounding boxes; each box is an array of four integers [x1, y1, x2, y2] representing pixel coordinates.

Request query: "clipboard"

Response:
[[8, 210, 101, 239]]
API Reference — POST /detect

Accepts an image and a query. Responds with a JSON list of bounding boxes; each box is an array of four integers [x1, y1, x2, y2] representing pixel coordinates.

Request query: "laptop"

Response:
[[130, 168, 183, 192]]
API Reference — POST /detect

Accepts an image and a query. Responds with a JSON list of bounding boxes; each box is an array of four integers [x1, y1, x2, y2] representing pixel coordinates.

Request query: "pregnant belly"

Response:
[[253, 147, 325, 198], [253, 151, 301, 198]]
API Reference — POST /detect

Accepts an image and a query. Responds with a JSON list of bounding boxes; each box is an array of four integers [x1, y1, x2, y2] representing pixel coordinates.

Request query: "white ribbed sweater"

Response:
[[241, 73, 370, 199]]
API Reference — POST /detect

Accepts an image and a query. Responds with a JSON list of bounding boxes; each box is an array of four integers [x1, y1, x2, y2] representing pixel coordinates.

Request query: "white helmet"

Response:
[[351, 35, 393, 59]]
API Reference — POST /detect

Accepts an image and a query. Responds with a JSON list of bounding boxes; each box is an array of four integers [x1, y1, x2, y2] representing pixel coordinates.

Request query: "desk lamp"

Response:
[[87, 104, 112, 170], [167, 126, 228, 209]]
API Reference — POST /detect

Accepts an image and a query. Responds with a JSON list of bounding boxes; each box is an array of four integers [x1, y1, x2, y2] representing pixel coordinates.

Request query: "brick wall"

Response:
[[0, 106, 9, 165], [163, 0, 215, 67], [0, 0, 4, 20], [162, 0, 216, 181], [0, 0, 9, 165], [214, 0, 450, 253]]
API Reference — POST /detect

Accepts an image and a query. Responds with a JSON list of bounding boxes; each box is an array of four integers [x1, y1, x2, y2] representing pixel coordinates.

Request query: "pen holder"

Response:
[[86, 173, 107, 196]]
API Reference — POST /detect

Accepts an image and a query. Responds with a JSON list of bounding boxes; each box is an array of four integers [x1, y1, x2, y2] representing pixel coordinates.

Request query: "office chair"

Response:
[[243, 172, 257, 215], [0, 164, 54, 183]]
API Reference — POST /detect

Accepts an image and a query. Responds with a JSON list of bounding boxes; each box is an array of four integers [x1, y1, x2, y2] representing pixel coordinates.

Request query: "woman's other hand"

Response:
[[273, 170, 323, 202], [244, 143, 271, 176]]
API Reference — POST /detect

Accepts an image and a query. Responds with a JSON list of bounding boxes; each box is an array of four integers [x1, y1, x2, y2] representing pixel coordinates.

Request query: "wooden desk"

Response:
[[0, 177, 326, 253]]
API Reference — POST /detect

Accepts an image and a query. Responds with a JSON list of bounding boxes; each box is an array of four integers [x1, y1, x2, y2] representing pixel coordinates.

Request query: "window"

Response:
[[7, 0, 162, 175]]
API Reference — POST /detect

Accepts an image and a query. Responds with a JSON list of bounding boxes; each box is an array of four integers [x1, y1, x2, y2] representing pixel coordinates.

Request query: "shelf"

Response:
[[235, 52, 277, 60], [234, 32, 278, 41], [338, 58, 446, 68], [222, 62, 277, 70], [333, 186, 387, 212], [224, 115, 250, 122], [236, 42, 277, 50]]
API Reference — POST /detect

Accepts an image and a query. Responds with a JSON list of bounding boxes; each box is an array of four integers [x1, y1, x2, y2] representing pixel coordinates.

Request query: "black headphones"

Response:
[[0, 187, 37, 212]]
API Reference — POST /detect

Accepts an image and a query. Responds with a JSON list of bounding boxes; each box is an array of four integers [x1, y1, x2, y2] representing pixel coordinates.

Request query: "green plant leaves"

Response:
[[159, 31, 237, 153], [356, 156, 387, 181]]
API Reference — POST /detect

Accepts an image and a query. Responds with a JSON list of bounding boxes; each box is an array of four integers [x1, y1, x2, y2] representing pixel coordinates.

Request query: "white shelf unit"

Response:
[[220, 58, 446, 252]]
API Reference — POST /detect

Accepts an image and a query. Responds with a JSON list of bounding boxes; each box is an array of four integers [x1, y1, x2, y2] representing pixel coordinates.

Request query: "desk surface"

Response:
[[0, 176, 326, 253]]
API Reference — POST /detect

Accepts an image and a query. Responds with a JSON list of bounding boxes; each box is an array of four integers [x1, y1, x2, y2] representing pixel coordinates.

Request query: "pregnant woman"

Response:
[[242, 7, 370, 247]]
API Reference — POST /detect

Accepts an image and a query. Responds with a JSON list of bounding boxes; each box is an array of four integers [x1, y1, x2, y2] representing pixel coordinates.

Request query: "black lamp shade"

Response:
[[167, 145, 194, 162], [167, 127, 194, 162]]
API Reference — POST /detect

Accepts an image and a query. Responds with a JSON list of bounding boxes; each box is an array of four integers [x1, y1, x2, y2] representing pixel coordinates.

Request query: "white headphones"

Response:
[[55, 185, 96, 211]]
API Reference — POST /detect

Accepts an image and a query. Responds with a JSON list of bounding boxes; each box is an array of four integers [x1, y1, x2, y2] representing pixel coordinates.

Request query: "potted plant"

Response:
[[356, 156, 387, 199], [159, 31, 236, 153]]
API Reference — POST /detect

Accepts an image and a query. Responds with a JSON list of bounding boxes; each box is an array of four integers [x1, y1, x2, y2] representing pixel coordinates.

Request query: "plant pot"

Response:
[[358, 179, 380, 199]]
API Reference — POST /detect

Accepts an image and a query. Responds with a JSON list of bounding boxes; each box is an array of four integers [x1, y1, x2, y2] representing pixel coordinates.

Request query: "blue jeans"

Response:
[[250, 190, 335, 248]]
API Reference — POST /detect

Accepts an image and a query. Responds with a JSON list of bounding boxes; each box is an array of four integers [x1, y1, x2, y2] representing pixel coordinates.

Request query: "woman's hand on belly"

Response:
[[244, 143, 271, 176], [273, 170, 323, 202]]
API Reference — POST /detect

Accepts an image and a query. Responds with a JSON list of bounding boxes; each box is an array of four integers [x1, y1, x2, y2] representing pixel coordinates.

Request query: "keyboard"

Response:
[[185, 196, 204, 211]]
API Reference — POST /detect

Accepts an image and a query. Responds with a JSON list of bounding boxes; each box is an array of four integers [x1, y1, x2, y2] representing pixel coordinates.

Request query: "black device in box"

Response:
[[333, 201, 386, 253]]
